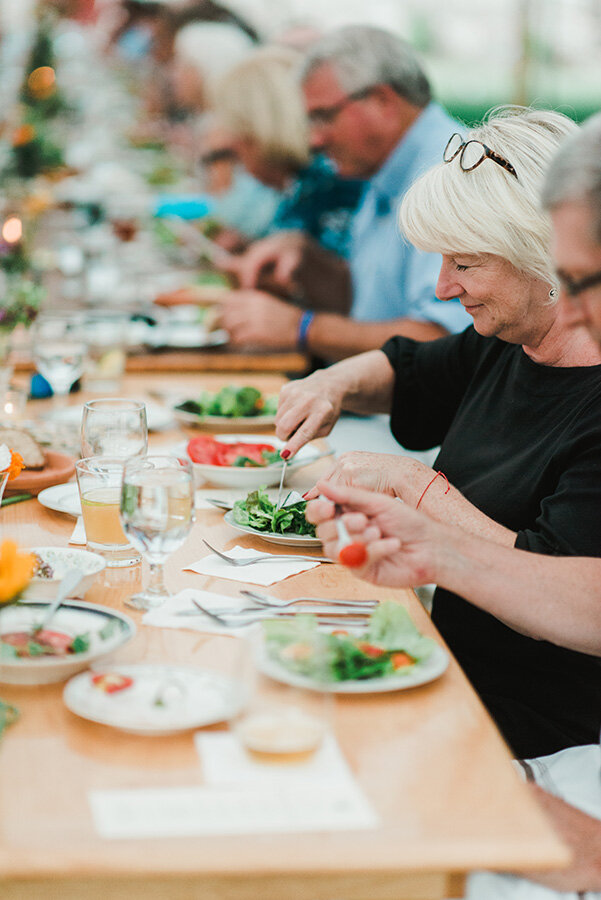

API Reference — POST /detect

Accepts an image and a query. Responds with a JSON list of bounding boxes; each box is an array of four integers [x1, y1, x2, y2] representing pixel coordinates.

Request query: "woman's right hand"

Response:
[[275, 372, 344, 457], [306, 482, 438, 587]]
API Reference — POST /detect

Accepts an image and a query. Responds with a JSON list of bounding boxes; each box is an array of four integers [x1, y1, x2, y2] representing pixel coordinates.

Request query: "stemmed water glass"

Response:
[[33, 314, 87, 401], [119, 455, 195, 610], [81, 398, 148, 458]]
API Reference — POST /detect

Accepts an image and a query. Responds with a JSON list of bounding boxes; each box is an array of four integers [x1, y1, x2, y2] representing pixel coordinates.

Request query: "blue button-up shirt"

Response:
[[350, 103, 470, 333]]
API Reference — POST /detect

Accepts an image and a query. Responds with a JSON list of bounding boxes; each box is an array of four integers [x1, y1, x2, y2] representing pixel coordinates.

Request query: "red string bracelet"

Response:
[[415, 471, 450, 510]]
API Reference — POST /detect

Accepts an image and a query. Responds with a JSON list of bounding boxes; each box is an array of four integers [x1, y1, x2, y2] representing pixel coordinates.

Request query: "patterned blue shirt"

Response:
[[270, 155, 365, 259], [350, 103, 470, 333]]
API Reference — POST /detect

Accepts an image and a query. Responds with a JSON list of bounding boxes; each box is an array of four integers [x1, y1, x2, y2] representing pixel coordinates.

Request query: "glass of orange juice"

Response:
[[75, 457, 141, 567]]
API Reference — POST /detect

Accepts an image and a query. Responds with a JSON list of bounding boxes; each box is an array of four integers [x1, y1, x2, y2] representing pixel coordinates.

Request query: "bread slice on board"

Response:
[[0, 428, 46, 469]]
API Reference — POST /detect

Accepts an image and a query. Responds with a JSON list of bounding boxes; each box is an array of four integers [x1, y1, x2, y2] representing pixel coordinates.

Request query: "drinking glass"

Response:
[[75, 456, 142, 568], [232, 671, 332, 765], [230, 630, 332, 765], [120, 455, 195, 610], [33, 314, 87, 399], [81, 398, 147, 458], [80, 312, 128, 393]]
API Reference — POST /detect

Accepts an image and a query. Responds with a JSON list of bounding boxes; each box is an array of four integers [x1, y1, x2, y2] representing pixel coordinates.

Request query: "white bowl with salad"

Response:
[[184, 434, 325, 488], [0, 601, 135, 685]]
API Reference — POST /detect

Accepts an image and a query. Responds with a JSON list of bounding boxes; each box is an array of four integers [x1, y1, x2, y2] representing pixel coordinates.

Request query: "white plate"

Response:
[[64, 664, 242, 735], [0, 601, 135, 685], [144, 324, 228, 350], [258, 641, 449, 694], [173, 397, 277, 430], [42, 401, 174, 432], [182, 435, 324, 489], [223, 509, 321, 548], [37, 482, 81, 517]]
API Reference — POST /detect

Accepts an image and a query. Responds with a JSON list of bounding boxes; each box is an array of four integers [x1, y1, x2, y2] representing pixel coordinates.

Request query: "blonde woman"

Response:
[[213, 46, 363, 257]]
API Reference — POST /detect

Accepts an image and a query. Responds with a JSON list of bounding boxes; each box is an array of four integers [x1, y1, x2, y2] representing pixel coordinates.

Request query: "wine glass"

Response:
[[81, 398, 148, 458], [120, 455, 195, 610], [33, 314, 87, 400]]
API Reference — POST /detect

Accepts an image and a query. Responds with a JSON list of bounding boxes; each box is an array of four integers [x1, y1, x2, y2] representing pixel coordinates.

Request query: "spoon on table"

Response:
[[29, 568, 84, 636]]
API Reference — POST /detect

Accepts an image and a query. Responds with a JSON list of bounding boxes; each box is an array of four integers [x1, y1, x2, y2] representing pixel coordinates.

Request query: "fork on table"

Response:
[[202, 539, 332, 566]]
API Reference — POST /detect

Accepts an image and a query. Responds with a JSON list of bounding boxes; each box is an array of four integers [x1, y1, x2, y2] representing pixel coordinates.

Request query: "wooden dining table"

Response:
[[0, 371, 568, 900]]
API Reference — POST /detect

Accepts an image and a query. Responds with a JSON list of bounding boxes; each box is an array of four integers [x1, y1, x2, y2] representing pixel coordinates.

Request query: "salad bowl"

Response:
[[183, 435, 327, 489], [23, 547, 106, 600], [0, 600, 135, 685]]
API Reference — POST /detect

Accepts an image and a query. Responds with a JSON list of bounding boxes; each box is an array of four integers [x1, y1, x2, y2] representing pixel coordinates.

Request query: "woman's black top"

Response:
[[382, 327, 601, 758]]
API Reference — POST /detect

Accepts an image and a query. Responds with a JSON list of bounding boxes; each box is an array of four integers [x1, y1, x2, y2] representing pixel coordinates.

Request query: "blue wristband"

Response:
[[297, 311, 314, 350]]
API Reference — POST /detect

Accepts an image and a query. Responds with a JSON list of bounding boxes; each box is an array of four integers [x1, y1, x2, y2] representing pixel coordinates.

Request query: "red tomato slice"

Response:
[[356, 641, 385, 658], [91, 672, 134, 694], [187, 436, 220, 464], [339, 542, 367, 568]]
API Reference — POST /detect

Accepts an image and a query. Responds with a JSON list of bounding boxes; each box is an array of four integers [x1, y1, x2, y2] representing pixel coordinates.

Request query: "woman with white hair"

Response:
[[213, 46, 363, 257], [275, 107, 601, 758], [171, 20, 254, 114]]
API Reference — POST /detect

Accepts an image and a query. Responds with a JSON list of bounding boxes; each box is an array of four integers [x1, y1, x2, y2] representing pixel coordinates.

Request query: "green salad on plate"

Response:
[[233, 488, 315, 536], [176, 386, 278, 419], [263, 602, 437, 683]]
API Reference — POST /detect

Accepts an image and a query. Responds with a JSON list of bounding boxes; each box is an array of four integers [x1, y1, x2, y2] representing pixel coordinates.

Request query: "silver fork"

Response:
[[189, 599, 367, 627], [240, 589, 377, 609], [202, 539, 332, 566]]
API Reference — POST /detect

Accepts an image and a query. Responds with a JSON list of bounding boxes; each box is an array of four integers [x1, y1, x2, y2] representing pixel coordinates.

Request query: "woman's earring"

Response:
[[549, 288, 558, 300]]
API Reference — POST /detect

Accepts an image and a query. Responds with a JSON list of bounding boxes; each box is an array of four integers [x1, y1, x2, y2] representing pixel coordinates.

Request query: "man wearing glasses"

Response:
[[219, 25, 470, 360]]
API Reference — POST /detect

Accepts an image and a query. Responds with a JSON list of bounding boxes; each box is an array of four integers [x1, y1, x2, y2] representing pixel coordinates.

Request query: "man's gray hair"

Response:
[[300, 25, 431, 108], [542, 112, 601, 242]]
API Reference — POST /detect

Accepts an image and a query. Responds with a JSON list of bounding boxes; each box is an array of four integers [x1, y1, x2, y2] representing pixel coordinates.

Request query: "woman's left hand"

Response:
[[304, 452, 437, 502]]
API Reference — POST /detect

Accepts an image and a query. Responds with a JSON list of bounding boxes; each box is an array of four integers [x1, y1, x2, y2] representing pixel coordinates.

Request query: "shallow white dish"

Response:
[[42, 401, 174, 432], [223, 509, 321, 548], [23, 547, 106, 600], [0, 601, 135, 685], [182, 435, 324, 489], [144, 324, 228, 350], [64, 664, 242, 735], [258, 640, 449, 694], [173, 399, 277, 431], [37, 482, 81, 517]]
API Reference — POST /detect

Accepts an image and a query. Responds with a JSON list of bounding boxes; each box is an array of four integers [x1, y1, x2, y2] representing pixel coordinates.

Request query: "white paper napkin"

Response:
[[183, 545, 320, 586], [142, 588, 259, 635], [68, 517, 86, 545]]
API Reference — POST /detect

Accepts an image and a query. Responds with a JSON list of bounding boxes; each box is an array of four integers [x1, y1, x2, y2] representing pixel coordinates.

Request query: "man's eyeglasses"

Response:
[[443, 132, 518, 180], [557, 268, 601, 298], [307, 87, 375, 128]]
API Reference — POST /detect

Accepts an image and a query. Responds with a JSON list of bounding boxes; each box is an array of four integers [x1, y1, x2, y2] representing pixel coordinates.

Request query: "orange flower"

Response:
[[0, 541, 34, 606], [6, 450, 25, 481]]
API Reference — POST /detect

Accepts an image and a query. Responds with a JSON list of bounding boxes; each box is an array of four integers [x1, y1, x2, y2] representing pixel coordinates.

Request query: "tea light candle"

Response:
[[0, 387, 26, 424]]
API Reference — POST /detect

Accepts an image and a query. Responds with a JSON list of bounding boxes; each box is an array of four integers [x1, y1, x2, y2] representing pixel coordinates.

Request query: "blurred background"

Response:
[[2, 0, 601, 122]]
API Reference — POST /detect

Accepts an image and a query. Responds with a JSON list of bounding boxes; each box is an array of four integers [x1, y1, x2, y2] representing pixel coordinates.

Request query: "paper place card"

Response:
[[68, 517, 86, 545], [89, 780, 377, 839], [183, 545, 320, 586], [196, 732, 360, 788]]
